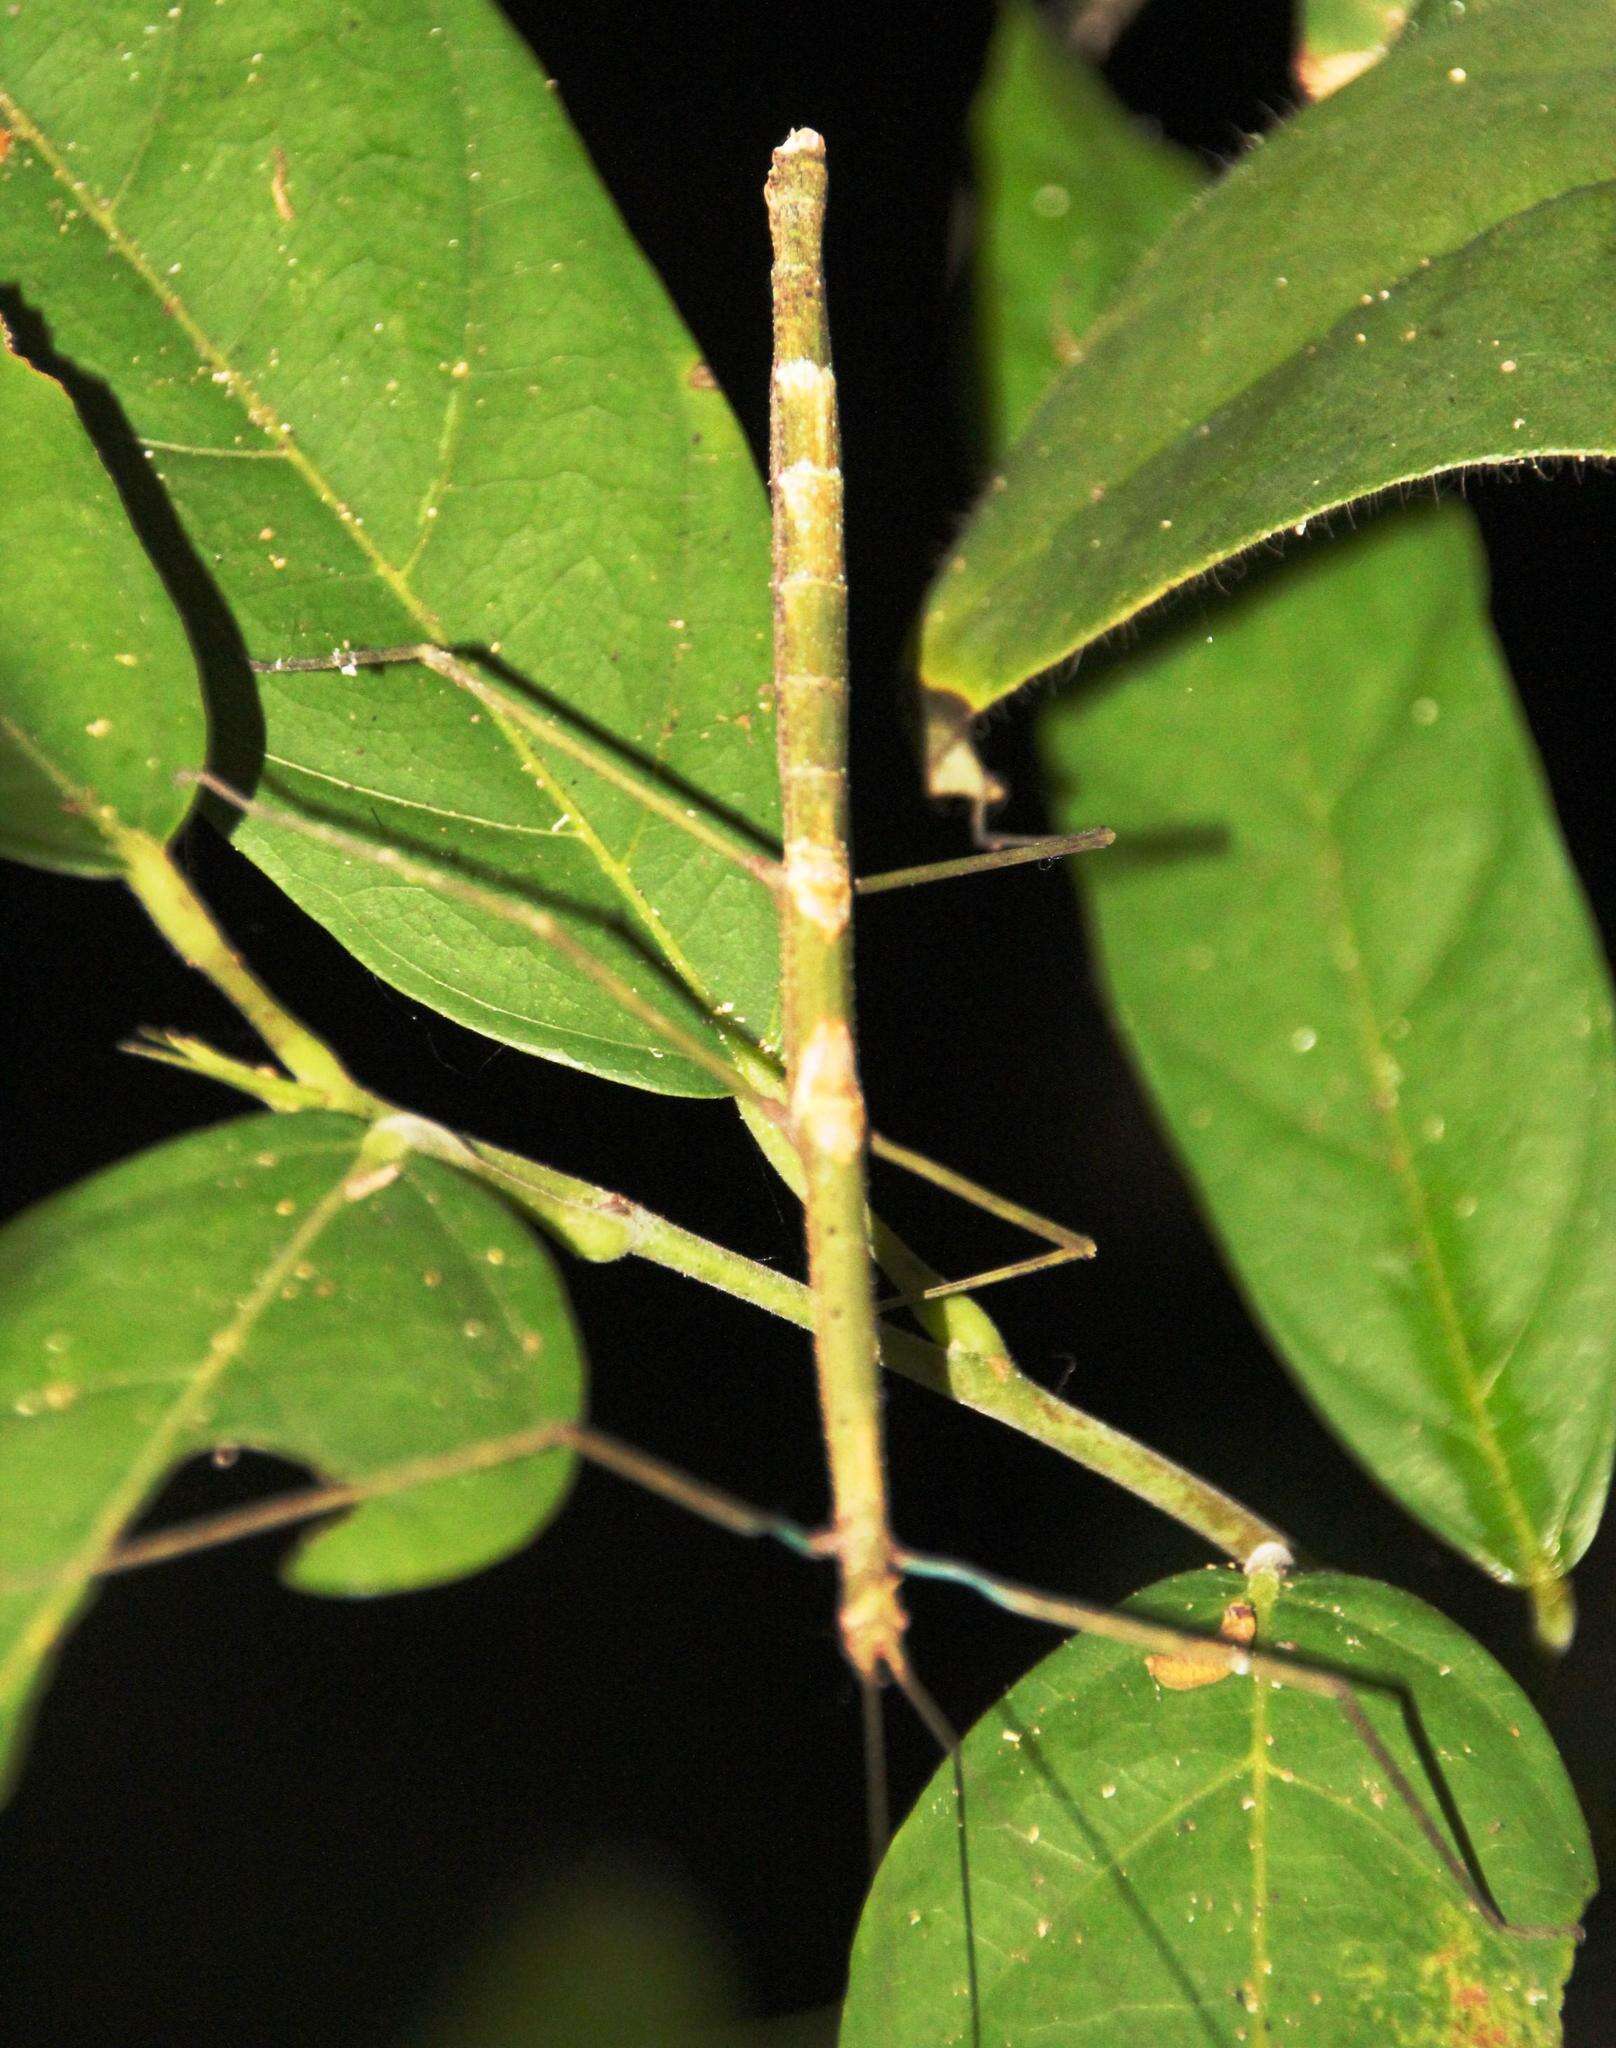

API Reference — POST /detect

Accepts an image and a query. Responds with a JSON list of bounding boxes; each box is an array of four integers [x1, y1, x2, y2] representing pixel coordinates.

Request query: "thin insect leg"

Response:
[[861, 1679, 891, 1876], [1, 1421, 823, 1596], [889, 1659, 984, 2047], [856, 829, 1113, 895], [874, 1245, 1088, 1312], [870, 1132, 1095, 1255], [10, 1416, 1551, 1943], [188, 771, 782, 1115], [250, 643, 782, 892]]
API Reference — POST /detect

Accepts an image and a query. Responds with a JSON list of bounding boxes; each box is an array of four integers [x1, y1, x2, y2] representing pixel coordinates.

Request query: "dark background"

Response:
[[3, 1, 1614, 2041]]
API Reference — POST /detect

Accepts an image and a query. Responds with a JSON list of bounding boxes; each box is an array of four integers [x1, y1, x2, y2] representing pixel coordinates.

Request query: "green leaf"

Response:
[[0, 0, 779, 1095], [0, 1110, 584, 1798], [971, 0, 1197, 451], [0, 315, 204, 874], [921, 0, 1616, 731], [968, 0, 1616, 1621], [841, 1569, 1594, 2047], [1043, 512, 1616, 1606]]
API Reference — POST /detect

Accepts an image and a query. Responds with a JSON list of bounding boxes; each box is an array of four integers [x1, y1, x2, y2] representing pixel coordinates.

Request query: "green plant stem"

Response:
[[113, 781, 1285, 1576], [131, 1030, 1289, 1564], [877, 1327, 1283, 1565], [766, 130, 906, 1687], [112, 827, 370, 1111]]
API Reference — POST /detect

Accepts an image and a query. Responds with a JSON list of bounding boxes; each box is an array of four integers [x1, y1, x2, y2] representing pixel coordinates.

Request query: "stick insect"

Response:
[[7, 125, 1582, 2042]]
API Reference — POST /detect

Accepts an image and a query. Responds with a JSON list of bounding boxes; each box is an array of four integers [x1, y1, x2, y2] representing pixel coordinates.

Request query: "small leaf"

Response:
[[0, 0, 778, 1094], [921, 0, 1616, 733], [841, 1569, 1594, 2047], [1043, 511, 1616, 1601], [0, 317, 204, 874], [0, 1111, 585, 1798]]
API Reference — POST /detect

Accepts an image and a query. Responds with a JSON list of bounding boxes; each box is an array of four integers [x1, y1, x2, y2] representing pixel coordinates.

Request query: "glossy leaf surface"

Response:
[[0, 1111, 584, 1796], [971, 1, 1196, 450], [842, 1570, 1594, 2046], [0, 317, 203, 873], [1044, 514, 1616, 1598], [974, 0, 1616, 1611], [0, 0, 779, 1093], [923, 0, 1616, 726]]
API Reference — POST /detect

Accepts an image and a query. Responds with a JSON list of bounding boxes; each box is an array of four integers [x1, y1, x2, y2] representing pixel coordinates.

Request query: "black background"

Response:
[[3, 2, 1614, 2041]]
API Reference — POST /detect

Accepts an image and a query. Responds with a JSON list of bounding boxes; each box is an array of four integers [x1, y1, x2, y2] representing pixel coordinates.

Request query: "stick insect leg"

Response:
[[869, 1132, 1094, 1256], [188, 771, 784, 1117], [868, 1132, 1098, 1325], [12, 1427, 1569, 1942], [855, 830, 1113, 896], [4, 1421, 824, 1594]]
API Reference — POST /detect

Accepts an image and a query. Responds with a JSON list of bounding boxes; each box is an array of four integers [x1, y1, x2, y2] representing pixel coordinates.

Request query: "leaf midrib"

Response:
[[1282, 677, 1552, 1591]]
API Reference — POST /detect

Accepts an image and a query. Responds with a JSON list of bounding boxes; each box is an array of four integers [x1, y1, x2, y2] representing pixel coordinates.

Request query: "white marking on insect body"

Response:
[[791, 1020, 864, 1163], [784, 838, 850, 937]]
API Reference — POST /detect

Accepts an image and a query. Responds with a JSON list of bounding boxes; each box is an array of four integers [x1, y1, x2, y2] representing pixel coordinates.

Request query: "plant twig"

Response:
[[766, 129, 907, 1689], [113, 826, 371, 1112], [131, 1025, 1286, 1564]]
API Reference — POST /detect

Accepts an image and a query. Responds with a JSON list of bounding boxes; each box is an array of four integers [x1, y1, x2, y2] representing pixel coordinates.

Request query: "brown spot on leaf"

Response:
[[270, 145, 295, 222], [1147, 1600, 1257, 1691]]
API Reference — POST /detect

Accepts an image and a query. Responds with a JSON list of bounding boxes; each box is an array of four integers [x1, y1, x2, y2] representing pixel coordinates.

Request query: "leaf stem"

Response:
[[766, 130, 906, 1686], [112, 827, 370, 1112], [133, 1020, 1287, 1566]]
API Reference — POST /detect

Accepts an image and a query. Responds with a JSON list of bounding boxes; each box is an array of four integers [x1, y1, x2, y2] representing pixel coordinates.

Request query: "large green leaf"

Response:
[[841, 1569, 1594, 2046], [0, 1110, 584, 1797], [971, 2, 1196, 451], [1044, 512, 1616, 1607], [921, 0, 1616, 734], [966, 4, 1616, 1617], [0, 0, 779, 1094], [0, 315, 203, 873]]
